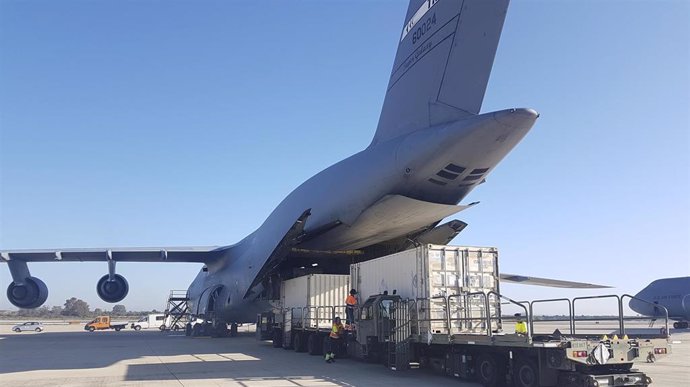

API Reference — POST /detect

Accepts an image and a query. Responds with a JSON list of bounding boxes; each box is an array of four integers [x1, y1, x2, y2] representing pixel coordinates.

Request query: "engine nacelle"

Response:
[[96, 274, 129, 303], [7, 276, 49, 309]]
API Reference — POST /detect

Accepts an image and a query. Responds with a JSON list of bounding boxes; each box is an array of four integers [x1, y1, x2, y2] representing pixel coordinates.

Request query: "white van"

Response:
[[130, 314, 165, 330]]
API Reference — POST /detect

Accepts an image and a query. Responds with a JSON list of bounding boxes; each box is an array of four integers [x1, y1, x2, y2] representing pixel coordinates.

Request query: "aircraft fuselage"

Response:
[[629, 277, 690, 323], [188, 108, 538, 323]]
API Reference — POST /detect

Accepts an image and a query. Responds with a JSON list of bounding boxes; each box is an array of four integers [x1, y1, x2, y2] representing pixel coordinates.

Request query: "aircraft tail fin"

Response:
[[372, 0, 510, 145]]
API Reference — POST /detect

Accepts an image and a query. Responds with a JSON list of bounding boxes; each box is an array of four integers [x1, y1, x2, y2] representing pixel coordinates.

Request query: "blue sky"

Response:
[[1, 1, 688, 314]]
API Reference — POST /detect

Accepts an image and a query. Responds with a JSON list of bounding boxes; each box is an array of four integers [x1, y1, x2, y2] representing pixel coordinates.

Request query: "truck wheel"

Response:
[[272, 329, 283, 348], [115, 327, 121, 332], [475, 353, 506, 387], [89, 326, 95, 332], [282, 332, 294, 350], [322, 336, 331, 356], [134, 325, 141, 331], [513, 357, 539, 387], [159, 324, 166, 331], [307, 334, 322, 355], [294, 332, 307, 352]]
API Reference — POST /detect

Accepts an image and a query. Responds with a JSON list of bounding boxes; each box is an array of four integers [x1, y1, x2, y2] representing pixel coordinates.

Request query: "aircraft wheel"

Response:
[[213, 322, 228, 338], [513, 356, 539, 387], [475, 353, 506, 387]]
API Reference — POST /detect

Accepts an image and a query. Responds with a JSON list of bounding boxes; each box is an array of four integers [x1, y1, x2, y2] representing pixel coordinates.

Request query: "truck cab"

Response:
[[84, 315, 127, 332], [85, 316, 112, 331], [348, 294, 402, 361]]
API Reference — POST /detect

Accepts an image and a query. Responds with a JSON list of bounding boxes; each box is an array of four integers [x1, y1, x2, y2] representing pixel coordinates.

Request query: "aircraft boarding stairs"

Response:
[[164, 290, 191, 331]]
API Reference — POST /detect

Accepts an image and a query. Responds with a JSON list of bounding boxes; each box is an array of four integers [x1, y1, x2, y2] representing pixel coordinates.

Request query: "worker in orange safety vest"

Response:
[[345, 289, 357, 325]]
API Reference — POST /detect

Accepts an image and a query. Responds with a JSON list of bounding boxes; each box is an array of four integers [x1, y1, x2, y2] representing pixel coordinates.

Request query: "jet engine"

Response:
[[7, 276, 49, 309], [96, 274, 129, 303]]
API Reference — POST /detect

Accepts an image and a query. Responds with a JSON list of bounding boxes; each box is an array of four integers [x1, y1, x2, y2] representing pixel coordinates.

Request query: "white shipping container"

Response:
[[281, 274, 350, 309], [281, 274, 350, 329], [350, 245, 501, 334]]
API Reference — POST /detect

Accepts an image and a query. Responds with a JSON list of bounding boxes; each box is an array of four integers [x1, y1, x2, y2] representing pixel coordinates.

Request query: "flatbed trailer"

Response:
[[264, 292, 670, 387], [397, 292, 669, 387], [278, 305, 348, 354], [256, 246, 671, 386]]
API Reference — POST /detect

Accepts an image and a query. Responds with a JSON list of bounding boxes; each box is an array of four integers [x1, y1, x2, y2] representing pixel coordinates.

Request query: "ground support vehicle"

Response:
[[257, 274, 349, 353], [274, 304, 348, 355], [258, 245, 671, 386], [130, 313, 171, 331], [84, 315, 128, 332], [350, 292, 670, 387]]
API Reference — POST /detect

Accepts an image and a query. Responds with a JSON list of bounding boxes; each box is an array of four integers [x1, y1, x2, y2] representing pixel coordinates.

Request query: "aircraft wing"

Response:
[[0, 246, 223, 263], [500, 273, 611, 289]]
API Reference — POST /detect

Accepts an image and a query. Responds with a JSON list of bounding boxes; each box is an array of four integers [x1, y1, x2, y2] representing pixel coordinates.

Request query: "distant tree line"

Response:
[[0, 298, 160, 319]]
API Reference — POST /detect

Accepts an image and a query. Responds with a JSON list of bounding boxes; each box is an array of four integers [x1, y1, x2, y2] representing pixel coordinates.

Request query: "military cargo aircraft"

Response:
[[2, 0, 567, 333], [629, 277, 690, 329]]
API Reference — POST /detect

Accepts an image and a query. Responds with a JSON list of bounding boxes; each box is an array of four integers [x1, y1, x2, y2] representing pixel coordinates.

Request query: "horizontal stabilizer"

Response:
[[500, 273, 611, 289], [0, 246, 222, 264]]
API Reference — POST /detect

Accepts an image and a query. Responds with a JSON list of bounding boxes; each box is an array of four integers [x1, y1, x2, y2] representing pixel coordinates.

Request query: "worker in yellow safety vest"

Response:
[[515, 313, 527, 335], [325, 317, 344, 363]]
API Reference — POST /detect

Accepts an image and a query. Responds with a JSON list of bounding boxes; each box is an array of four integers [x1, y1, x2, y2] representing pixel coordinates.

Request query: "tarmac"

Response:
[[0, 322, 688, 387]]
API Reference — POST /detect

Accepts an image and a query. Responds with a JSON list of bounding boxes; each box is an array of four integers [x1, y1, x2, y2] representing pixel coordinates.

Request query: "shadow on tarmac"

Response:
[[0, 329, 471, 386]]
